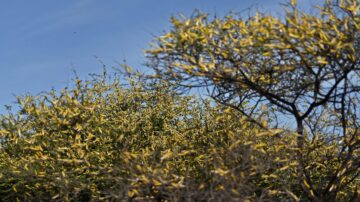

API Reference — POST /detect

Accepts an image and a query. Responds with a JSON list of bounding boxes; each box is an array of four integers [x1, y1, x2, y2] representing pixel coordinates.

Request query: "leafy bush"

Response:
[[0, 73, 291, 201], [0, 73, 357, 201]]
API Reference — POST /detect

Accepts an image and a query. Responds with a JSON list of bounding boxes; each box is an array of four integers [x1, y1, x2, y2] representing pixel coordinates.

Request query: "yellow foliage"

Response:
[[1, 0, 359, 201]]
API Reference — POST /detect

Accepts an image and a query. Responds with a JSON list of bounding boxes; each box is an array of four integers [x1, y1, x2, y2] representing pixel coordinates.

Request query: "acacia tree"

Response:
[[147, 0, 360, 201]]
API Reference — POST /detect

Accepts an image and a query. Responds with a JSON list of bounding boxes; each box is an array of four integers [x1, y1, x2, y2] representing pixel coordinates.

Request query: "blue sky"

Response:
[[0, 0, 316, 111]]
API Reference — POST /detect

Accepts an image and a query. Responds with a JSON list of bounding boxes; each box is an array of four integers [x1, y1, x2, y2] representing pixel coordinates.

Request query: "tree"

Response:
[[147, 0, 360, 201]]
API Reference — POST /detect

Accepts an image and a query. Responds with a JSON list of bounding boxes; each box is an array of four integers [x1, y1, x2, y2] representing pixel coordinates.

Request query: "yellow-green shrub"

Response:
[[0, 73, 358, 201]]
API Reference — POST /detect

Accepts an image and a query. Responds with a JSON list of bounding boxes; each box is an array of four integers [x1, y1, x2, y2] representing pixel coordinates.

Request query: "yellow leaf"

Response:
[[29, 145, 43, 151], [160, 149, 173, 161], [279, 165, 289, 171], [153, 179, 162, 186], [261, 120, 268, 128], [303, 179, 311, 189], [221, 52, 229, 58], [317, 57, 328, 65], [254, 143, 266, 149], [212, 168, 229, 176], [224, 107, 232, 114], [128, 189, 138, 197]]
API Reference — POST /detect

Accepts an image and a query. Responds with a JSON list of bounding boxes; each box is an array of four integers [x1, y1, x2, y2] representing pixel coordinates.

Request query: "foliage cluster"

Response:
[[0, 73, 358, 201], [0, 75, 296, 201]]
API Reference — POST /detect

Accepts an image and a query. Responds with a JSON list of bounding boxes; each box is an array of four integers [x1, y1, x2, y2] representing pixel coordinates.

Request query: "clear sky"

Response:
[[0, 0, 316, 111]]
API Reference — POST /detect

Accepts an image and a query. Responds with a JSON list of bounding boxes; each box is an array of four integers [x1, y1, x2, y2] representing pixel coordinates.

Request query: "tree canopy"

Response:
[[147, 0, 360, 201]]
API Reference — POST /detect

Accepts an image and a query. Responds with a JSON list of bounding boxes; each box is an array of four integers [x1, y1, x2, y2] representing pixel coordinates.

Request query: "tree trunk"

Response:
[[296, 118, 322, 202]]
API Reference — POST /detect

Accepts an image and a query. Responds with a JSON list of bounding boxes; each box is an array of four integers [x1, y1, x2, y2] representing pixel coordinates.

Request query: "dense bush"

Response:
[[0, 73, 357, 201]]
